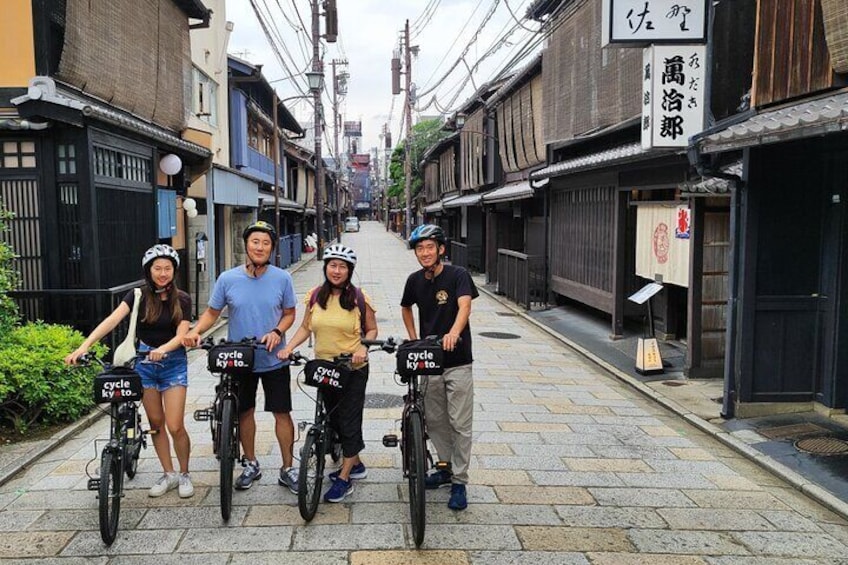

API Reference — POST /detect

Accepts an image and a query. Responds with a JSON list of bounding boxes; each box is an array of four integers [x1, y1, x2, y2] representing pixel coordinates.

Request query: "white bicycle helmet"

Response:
[[142, 244, 180, 270], [323, 244, 357, 266]]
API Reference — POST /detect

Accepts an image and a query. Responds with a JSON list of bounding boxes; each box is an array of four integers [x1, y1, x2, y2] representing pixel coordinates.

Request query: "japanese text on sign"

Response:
[[603, 0, 707, 45]]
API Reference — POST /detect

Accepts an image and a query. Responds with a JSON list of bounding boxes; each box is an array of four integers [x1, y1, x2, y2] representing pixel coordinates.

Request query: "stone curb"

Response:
[[476, 281, 848, 522], [0, 254, 322, 488]]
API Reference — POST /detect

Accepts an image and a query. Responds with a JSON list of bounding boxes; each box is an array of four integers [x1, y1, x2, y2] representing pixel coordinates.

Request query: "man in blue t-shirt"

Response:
[[185, 221, 299, 493]]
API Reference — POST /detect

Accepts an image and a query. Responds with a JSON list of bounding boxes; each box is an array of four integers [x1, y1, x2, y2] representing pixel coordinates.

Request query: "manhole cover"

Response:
[[794, 437, 848, 456], [479, 331, 521, 339], [662, 380, 686, 387], [760, 423, 827, 440], [364, 393, 404, 409], [496, 312, 518, 317]]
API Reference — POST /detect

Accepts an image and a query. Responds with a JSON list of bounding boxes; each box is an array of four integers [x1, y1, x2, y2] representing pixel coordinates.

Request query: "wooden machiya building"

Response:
[[525, 0, 755, 380], [691, 0, 848, 416], [0, 0, 212, 337]]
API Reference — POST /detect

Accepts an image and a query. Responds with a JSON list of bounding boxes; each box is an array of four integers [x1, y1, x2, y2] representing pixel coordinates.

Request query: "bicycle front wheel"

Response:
[[219, 397, 236, 521], [298, 428, 325, 521], [98, 449, 122, 545], [406, 410, 427, 547]]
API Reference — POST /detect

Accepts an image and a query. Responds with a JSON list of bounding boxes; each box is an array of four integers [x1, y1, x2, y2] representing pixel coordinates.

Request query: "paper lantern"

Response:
[[183, 197, 197, 211], [186, 208, 199, 219], [159, 154, 182, 176]]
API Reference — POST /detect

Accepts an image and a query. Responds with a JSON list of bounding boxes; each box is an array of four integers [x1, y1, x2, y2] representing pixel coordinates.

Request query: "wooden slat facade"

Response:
[[753, 0, 835, 107], [460, 109, 486, 191]]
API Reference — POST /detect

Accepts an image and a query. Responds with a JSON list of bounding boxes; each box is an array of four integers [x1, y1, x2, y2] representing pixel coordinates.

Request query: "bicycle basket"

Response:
[[397, 339, 444, 377], [93, 368, 143, 403], [207, 344, 254, 375], [304, 359, 349, 391]]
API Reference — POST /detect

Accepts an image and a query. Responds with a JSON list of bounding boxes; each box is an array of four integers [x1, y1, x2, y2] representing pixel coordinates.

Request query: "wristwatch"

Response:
[[271, 328, 282, 337]]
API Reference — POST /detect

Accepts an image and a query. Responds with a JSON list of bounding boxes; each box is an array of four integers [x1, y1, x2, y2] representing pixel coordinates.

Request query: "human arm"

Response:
[[353, 304, 379, 364], [276, 308, 311, 360], [65, 302, 131, 365], [401, 306, 418, 341], [182, 307, 221, 347], [262, 306, 296, 351], [148, 319, 191, 361], [442, 295, 471, 352]]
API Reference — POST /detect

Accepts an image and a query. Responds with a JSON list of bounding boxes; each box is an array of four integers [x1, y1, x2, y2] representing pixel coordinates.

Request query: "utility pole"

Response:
[[311, 0, 325, 259], [332, 58, 348, 241], [272, 92, 281, 265], [403, 19, 413, 238]]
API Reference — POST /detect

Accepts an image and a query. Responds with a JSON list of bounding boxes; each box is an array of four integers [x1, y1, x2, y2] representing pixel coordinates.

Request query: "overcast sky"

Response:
[[224, 0, 540, 154]]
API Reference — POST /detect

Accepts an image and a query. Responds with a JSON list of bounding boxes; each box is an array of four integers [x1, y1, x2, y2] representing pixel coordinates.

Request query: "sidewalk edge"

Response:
[[477, 284, 848, 521]]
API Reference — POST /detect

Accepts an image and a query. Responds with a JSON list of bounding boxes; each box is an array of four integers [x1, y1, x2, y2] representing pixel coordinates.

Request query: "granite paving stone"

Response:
[[616, 471, 718, 490], [245, 503, 349, 525], [137, 506, 248, 528], [101, 555, 230, 565], [415, 524, 522, 550], [352, 550, 469, 565], [682, 490, 791, 510], [590, 487, 697, 508], [176, 526, 293, 553], [0, 531, 74, 558], [289, 524, 403, 550], [229, 551, 349, 565], [555, 505, 667, 528], [656, 508, 775, 531], [468, 551, 590, 565], [61, 529, 182, 556], [587, 554, 708, 565], [628, 529, 750, 555], [515, 526, 633, 552], [731, 531, 848, 558], [528, 470, 624, 487], [28, 509, 145, 531], [0, 509, 42, 530]]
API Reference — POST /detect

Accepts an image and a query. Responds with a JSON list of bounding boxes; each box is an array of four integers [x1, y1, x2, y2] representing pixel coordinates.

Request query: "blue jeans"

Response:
[[136, 343, 188, 392]]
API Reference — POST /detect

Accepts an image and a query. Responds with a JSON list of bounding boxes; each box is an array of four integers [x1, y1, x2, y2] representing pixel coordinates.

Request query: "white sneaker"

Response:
[[149, 472, 179, 497], [178, 473, 194, 498]]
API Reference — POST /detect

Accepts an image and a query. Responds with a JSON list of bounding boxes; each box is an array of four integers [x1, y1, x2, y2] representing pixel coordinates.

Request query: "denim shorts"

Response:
[[136, 342, 188, 392]]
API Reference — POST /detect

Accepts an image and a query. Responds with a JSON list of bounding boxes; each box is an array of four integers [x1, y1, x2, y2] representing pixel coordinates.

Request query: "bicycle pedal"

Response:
[[87, 478, 100, 491], [434, 460, 452, 472], [193, 409, 212, 422], [382, 433, 398, 448]]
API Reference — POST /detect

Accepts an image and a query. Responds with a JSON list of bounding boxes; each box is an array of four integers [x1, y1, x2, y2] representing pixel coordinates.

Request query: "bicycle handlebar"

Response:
[[200, 336, 264, 351], [288, 351, 353, 367]]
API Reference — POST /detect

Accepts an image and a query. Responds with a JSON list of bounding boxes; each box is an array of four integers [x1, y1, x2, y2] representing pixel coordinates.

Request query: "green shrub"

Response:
[[0, 204, 19, 335], [0, 322, 106, 432]]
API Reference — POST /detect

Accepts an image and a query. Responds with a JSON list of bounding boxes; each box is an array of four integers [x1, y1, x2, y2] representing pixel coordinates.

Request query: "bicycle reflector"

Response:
[[397, 340, 444, 377], [93, 369, 143, 403], [304, 359, 349, 390], [207, 344, 255, 375]]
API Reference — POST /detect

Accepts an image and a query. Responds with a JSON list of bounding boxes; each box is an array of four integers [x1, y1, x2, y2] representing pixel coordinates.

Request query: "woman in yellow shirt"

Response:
[[279, 244, 378, 502]]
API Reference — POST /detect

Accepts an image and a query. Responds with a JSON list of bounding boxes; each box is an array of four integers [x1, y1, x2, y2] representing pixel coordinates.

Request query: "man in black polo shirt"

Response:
[[401, 224, 478, 511]]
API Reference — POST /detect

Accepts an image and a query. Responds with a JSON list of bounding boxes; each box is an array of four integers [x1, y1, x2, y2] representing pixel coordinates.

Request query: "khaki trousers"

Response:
[[423, 364, 474, 484]]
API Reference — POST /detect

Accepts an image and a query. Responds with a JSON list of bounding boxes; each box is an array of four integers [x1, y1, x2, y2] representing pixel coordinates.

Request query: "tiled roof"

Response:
[[682, 161, 742, 195], [698, 90, 848, 154], [443, 193, 482, 208], [532, 142, 671, 180], [482, 181, 534, 203]]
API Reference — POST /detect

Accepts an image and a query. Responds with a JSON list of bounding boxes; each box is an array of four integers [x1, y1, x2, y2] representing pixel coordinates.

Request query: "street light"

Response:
[[306, 70, 324, 92]]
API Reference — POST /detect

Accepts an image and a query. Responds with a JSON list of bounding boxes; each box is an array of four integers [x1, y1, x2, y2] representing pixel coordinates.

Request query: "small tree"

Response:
[[0, 202, 19, 335], [388, 118, 450, 200]]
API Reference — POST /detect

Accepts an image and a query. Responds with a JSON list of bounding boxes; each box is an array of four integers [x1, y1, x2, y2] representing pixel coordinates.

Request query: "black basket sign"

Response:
[[208, 345, 255, 375], [397, 340, 444, 377], [304, 359, 349, 390], [93, 371, 143, 403]]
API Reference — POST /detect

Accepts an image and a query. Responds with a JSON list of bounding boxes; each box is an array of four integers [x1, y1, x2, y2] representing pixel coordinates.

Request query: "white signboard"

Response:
[[603, 0, 707, 45], [641, 44, 706, 149], [635, 203, 691, 288]]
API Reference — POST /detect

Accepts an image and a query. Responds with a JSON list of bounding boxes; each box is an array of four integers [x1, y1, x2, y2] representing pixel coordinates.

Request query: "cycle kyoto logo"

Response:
[[404, 350, 439, 371], [312, 365, 342, 387], [214, 350, 249, 370], [99, 379, 134, 400]]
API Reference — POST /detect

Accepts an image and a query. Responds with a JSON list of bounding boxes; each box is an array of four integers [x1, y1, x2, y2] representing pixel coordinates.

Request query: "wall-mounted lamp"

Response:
[[159, 153, 183, 176], [184, 197, 198, 218], [455, 112, 467, 129]]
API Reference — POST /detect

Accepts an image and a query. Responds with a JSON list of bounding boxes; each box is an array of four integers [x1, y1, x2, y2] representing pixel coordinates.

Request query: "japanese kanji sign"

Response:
[[603, 0, 707, 45], [641, 44, 705, 149]]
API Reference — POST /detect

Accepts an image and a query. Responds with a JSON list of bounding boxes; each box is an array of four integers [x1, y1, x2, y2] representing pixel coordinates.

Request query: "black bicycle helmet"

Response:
[[408, 224, 446, 249], [242, 220, 277, 249]]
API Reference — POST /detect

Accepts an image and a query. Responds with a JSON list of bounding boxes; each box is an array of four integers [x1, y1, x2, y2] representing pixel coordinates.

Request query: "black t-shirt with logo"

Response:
[[123, 290, 192, 348], [400, 264, 478, 368]]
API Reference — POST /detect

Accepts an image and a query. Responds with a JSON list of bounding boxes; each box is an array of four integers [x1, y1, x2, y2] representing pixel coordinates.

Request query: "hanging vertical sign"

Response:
[[641, 44, 706, 149], [603, 0, 708, 45]]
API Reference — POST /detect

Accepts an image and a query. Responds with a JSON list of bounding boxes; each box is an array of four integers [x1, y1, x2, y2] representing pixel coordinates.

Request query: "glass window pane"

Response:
[[58, 145, 66, 158], [3, 142, 17, 154], [68, 145, 75, 158], [4, 156, 18, 168], [59, 161, 67, 174], [22, 155, 36, 168], [69, 161, 76, 174], [20, 141, 35, 153]]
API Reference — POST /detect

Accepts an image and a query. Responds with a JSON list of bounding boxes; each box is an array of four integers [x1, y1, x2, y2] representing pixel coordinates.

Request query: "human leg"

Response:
[[443, 364, 474, 485], [260, 367, 294, 468], [161, 385, 190, 473], [141, 388, 173, 473]]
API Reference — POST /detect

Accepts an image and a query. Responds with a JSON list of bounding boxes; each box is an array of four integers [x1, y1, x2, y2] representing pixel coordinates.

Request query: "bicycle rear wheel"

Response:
[[298, 428, 325, 521], [406, 410, 426, 547], [123, 409, 141, 479], [99, 449, 122, 545], [219, 397, 236, 521]]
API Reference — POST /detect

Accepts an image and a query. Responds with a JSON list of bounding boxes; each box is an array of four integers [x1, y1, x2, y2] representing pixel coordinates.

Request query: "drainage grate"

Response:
[[662, 380, 686, 387], [479, 331, 521, 339], [794, 436, 848, 456], [759, 423, 828, 440], [364, 393, 404, 409], [496, 312, 518, 317]]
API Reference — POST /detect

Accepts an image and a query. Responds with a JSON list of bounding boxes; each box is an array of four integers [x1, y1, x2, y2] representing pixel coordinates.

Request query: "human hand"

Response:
[[182, 332, 201, 348], [352, 346, 368, 364], [442, 333, 460, 352], [64, 347, 87, 366], [147, 348, 167, 362], [262, 330, 282, 352], [277, 346, 293, 361]]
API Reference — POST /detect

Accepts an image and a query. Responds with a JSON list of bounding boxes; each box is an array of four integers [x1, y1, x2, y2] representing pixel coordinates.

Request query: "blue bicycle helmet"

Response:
[[408, 224, 446, 249]]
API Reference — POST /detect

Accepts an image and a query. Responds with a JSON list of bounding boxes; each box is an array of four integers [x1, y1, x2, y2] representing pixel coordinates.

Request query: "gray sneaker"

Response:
[[149, 472, 179, 497], [235, 460, 262, 490], [278, 466, 299, 494]]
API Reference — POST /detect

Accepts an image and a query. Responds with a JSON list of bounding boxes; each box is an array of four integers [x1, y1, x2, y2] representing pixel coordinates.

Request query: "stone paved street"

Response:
[[3, 221, 848, 563]]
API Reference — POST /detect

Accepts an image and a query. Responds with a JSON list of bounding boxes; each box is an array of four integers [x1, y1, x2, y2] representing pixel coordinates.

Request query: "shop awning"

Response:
[[443, 193, 482, 208], [531, 142, 665, 181], [423, 201, 444, 213], [258, 193, 304, 212], [482, 181, 534, 204], [682, 160, 741, 196], [696, 90, 848, 154]]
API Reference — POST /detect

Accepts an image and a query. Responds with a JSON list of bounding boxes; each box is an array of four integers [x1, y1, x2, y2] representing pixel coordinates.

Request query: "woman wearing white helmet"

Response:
[[279, 243, 378, 503], [66, 244, 194, 499]]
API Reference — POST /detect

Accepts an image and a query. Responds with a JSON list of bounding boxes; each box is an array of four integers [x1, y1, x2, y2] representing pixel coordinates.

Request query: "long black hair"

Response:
[[315, 262, 357, 311]]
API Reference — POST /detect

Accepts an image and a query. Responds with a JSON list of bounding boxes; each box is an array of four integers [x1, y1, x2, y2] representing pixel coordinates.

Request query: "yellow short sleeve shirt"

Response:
[[305, 287, 375, 364]]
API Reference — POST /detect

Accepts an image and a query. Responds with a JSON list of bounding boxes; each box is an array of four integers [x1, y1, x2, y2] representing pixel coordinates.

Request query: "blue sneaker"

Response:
[[448, 483, 467, 510], [235, 460, 261, 490], [278, 466, 299, 494], [424, 469, 452, 489], [324, 477, 354, 502], [328, 462, 368, 482]]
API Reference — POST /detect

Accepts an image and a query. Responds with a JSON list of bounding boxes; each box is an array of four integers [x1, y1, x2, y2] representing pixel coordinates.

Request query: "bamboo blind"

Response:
[[822, 0, 848, 73]]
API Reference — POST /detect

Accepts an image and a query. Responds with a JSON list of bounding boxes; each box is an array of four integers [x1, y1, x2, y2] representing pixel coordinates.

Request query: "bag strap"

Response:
[[126, 288, 141, 344], [309, 286, 367, 336]]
